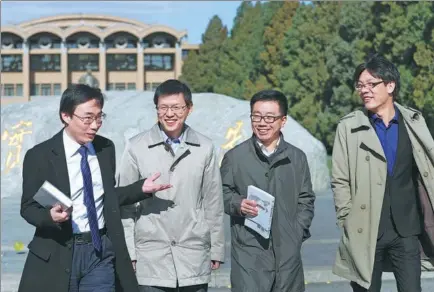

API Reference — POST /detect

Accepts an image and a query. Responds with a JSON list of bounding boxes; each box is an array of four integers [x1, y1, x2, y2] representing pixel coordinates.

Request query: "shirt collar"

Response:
[[256, 136, 281, 156], [160, 126, 184, 144], [370, 106, 399, 124], [63, 129, 96, 158]]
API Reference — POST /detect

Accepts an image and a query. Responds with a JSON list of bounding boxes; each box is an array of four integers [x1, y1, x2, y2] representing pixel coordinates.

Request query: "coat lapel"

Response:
[[170, 126, 200, 171], [93, 137, 115, 191], [354, 110, 386, 161], [49, 130, 71, 197], [396, 103, 434, 164], [391, 111, 407, 176]]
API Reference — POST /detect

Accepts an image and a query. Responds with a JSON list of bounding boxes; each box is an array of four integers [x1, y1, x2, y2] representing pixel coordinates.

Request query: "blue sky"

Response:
[[1, 1, 242, 44]]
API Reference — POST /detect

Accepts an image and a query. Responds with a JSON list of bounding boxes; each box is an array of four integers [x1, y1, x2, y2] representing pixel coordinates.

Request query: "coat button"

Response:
[[365, 156, 370, 161], [67, 243, 72, 249], [171, 240, 176, 246], [423, 172, 429, 177], [357, 228, 363, 233], [65, 268, 70, 274], [360, 204, 366, 210], [265, 172, 269, 177]]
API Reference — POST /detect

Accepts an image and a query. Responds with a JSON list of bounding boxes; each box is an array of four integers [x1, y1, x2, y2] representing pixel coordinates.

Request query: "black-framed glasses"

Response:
[[73, 113, 106, 125], [156, 104, 188, 115], [250, 114, 283, 123], [355, 81, 384, 91]]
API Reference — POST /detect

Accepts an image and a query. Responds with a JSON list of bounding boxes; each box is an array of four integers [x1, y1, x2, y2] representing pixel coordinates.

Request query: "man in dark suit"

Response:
[[18, 84, 171, 292]]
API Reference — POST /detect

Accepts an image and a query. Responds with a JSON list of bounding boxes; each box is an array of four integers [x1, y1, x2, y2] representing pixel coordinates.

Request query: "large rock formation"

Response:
[[1, 91, 330, 198]]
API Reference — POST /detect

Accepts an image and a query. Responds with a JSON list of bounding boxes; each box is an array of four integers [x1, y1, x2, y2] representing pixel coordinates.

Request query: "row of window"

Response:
[[3, 36, 177, 49], [1, 84, 23, 97], [31, 83, 62, 96], [107, 83, 136, 91], [145, 83, 162, 91], [2, 82, 173, 96], [1, 54, 176, 72], [105, 83, 165, 91]]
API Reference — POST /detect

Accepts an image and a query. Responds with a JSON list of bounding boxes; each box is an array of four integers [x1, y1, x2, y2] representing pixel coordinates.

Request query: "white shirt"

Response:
[[257, 137, 281, 157], [63, 130, 105, 233]]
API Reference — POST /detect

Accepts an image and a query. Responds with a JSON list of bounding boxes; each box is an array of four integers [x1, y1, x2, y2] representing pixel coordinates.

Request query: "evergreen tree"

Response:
[[373, 1, 434, 133], [259, 1, 298, 90], [320, 1, 377, 150], [180, 15, 227, 92], [215, 1, 268, 99], [280, 2, 342, 149]]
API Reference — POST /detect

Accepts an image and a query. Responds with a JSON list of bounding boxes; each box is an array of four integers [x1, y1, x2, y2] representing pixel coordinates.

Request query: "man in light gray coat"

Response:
[[221, 90, 315, 292], [118, 80, 225, 292]]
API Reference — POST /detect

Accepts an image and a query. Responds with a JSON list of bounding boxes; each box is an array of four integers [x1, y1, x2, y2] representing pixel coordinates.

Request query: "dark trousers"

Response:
[[69, 234, 115, 292], [139, 284, 208, 292], [351, 229, 421, 292]]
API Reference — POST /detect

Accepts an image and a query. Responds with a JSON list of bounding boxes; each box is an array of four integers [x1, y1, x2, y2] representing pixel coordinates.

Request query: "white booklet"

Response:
[[33, 181, 72, 211], [244, 185, 275, 239]]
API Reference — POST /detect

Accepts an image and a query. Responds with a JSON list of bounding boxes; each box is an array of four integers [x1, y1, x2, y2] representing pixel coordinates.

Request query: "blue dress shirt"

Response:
[[370, 109, 399, 176]]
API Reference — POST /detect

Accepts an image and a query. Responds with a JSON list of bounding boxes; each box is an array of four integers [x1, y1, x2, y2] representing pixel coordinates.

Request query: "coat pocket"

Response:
[[28, 238, 51, 261], [193, 208, 211, 247]]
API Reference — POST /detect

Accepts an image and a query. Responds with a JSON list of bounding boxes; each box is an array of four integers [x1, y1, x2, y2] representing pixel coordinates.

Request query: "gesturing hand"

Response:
[[142, 172, 172, 194]]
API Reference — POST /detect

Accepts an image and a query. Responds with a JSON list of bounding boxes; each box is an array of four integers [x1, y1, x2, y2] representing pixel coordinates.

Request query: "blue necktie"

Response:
[[78, 145, 102, 252]]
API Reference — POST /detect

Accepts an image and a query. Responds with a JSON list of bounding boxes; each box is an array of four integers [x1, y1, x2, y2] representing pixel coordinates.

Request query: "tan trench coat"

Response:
[[331, 102, 434, 289]]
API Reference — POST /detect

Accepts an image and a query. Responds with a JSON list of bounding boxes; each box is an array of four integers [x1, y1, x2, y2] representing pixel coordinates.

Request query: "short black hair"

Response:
[[59, 84, 104, 124], [353, 54, 400, 99], [250, 90, 288, 116], [153, 79, 193, 107]]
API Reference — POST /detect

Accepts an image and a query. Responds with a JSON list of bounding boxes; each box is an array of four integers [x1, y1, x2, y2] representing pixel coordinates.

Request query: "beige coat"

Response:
[[331, 103, 434, 289], [118, 124, 225, 288]]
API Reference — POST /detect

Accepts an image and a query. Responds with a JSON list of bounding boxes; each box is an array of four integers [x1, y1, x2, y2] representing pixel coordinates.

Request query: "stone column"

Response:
[[22, 40, 30, 100], [136, 41, 144, 91], [61, 40, 68, 92], [175, 42, 182, 79], [99, 41, 107, 91]]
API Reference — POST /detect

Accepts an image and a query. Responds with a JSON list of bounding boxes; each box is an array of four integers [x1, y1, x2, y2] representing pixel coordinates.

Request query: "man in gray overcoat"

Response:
[[221, 90, 316, 292]]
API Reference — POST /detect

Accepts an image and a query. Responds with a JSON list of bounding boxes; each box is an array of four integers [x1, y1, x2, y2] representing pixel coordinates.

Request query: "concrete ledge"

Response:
[[208, 267, 434, 288], [2, 269, 433, 291]]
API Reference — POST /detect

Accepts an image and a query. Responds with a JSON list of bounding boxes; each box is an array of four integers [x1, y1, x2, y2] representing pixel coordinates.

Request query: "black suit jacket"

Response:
[[18, 130, 149, 292]]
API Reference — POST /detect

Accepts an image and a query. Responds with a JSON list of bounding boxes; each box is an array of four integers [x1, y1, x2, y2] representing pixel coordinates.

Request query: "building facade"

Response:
[[0, 14, 199, 104]]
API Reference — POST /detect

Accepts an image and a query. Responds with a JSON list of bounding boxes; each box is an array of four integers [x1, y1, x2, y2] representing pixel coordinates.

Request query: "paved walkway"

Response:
[[2, 191, 433, 291]]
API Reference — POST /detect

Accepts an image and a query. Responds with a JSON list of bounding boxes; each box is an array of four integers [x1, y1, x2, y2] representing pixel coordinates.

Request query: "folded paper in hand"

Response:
[[33, 181, 72, 210], [244, 185, 275, 239]]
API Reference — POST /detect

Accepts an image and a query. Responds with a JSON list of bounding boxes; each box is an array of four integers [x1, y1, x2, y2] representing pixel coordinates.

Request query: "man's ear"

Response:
[[61, 112, 71, 124], [187, 105, 194, 115], [386, 81, 396, 95], [281, 116, 287, 128]]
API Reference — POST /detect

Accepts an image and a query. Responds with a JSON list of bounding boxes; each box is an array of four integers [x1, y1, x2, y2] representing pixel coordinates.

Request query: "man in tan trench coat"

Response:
[[331, 54, 434, 291]]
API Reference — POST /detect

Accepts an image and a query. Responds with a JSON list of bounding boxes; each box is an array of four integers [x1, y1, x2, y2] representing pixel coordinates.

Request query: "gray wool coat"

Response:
[[221, 135, 315, 292]]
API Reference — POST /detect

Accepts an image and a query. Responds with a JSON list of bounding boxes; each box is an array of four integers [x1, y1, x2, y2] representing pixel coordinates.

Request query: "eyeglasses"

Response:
[[250, 114, 283, 123], [156, 104, 188, 115], [73, 113, 106, 125], [355, 81, 384, 91]]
